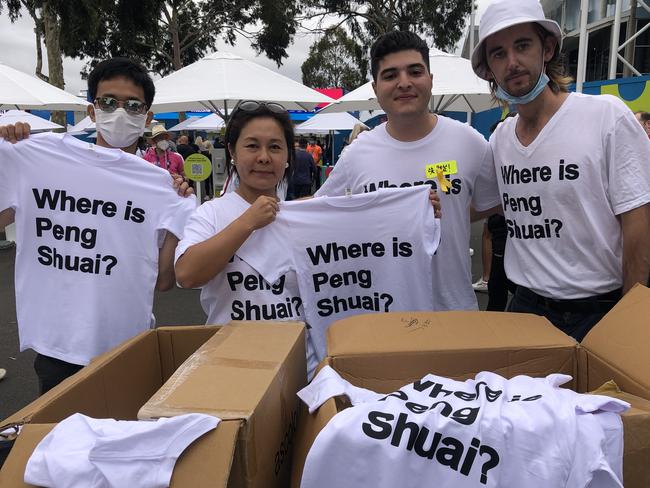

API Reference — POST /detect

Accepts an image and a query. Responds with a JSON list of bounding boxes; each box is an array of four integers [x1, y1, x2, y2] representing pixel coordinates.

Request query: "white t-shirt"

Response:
[[25, 413, 220, 488], [316, 117, 500, 311], [175, 192, 319, 378], [237, 186, 439, 362], [0, 133, 196, 365], [299, 366, 628, 488], [490, 93, 650, 298]]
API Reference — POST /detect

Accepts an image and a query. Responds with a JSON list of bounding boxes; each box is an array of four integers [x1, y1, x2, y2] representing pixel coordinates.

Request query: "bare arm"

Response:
[[175, 196, 278, 289], [621, 203, 650, 294], [471, 205, 502, 222], [156, 231, 179, 291]]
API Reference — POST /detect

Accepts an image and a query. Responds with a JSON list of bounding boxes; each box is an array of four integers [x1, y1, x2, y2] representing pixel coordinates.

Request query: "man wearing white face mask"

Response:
[[143, 125, 185, 177], [472, 0, 650, 341], [0, 58, 196, 394]]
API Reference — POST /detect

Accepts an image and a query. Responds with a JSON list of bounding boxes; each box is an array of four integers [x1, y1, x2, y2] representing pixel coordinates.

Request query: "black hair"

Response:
[[88, 57, 155, 108], [636, 111, 650, 123], [298, 137, 308, 148], [370, 31, 430, 82], [224, 102, 295, 182]]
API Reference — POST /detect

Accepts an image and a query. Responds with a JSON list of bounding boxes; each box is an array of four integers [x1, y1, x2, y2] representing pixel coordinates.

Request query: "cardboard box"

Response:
[[292, 286, 650, 488], [0, 322, 307, 488]]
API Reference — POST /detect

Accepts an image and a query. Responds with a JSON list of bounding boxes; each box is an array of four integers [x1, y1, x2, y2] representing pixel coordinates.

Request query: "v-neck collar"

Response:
[[511, 93, 575, 154]]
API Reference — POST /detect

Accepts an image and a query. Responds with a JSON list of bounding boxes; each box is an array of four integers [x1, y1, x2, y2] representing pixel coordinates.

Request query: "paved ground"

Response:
[[0, 222, 488, 420]]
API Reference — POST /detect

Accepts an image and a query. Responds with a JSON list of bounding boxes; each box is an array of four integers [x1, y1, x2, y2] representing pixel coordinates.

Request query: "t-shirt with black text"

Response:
[[0, 133, 196, 365], [237, 186, 440, 362], [316, 116, 500, 311]]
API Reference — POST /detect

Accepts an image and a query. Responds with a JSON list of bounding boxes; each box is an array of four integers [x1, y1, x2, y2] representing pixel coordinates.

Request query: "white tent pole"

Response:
[[576, 0, 590, 92], [608, 0, 623, 79], [468, 0, 476, 125]]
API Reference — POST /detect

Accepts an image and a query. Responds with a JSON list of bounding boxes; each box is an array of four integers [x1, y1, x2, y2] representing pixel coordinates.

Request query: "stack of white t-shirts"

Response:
[[24, 413, 220, 488], [298, 366, 629, 488]]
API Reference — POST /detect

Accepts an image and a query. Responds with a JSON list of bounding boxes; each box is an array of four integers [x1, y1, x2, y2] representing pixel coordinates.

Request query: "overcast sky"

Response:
[[0, 2, 490, 97]]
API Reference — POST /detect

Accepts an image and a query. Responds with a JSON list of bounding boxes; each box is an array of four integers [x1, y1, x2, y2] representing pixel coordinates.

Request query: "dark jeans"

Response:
[[508, 287, 621, 342], [486, 254, 516, 312], [34, 353, 83, 395]]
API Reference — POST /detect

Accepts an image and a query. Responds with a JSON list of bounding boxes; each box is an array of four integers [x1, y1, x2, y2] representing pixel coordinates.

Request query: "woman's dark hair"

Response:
[[224, 102, 295, 182], [87, 57, 155, 108]]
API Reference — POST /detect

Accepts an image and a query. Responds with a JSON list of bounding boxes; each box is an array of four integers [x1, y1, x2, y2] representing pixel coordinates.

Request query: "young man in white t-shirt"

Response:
[[316, 31, 501, 311], [0, 58, 195, 394], [471, 0, 650, 340]]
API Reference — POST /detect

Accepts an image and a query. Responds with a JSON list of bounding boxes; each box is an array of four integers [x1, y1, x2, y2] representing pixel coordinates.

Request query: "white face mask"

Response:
[[94, 108, 147, 149], [156, 140, 170, 151]]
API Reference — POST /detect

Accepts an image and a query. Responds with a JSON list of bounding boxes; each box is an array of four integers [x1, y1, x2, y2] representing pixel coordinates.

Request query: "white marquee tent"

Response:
[[0, 63, 90, 111], [320, 49, 496, 114], [151, 52, 335, 115], [0, 110, 63, 131]]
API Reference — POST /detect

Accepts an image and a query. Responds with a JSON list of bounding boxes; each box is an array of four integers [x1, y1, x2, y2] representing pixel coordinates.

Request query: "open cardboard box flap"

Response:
[[325, 311, 578, 393], [579, 285, 650, 398], [293, 296, 650, 488]]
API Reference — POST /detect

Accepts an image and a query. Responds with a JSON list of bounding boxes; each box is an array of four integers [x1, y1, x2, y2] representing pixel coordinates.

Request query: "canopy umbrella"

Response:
[[186, 113, 225, 131], [319, 49, 496, 114], [295, 112, 368, 164], [0, 63, 90, 111], [295, 112, 367, 134], [68, 115, 95, 134], [150, 52, 335, 115], [167, 116, 203, 132], [0, 110, 63, 131]]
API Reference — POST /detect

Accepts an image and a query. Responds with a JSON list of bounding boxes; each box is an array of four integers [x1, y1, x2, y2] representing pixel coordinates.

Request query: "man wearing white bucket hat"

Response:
[[472, 0, 650, 340]]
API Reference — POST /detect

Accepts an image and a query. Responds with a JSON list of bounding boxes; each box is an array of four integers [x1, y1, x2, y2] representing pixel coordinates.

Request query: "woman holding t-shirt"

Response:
[[174, 101, 318, 377]]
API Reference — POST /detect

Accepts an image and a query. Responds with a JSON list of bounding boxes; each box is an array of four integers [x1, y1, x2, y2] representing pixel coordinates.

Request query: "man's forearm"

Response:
[[621, 204, 650, 294]]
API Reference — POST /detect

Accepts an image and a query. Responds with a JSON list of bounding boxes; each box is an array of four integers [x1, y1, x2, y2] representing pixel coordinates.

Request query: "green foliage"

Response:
[[301, 27, 368, 90], [303, 0, 472, 52]]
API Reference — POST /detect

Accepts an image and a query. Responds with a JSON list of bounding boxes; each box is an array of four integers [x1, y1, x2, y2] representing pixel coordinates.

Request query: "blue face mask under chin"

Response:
[[495, 70, 550, 105]]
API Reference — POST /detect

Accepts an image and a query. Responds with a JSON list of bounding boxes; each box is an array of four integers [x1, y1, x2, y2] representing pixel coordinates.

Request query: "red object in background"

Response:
[[314, 88, 343, 110]]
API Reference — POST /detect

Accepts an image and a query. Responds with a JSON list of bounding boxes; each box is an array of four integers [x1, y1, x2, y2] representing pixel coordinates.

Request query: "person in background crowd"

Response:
[[199, 136, 215, 200], [473, 0, 650, 340], [135, 136, 148, 158], [316, 30, 497, 312], [174, 100, 318, 378], [289, 138, 318, 199], [635, 111, 650, 138], [144, 125, 185, 177], [0, 57, 195, 394], [306, 138, 322, 166], [485, 113, 518, 311], [472, 221, 491, 293], [176, 134, 199, 161], [348, 123, 368, 145]]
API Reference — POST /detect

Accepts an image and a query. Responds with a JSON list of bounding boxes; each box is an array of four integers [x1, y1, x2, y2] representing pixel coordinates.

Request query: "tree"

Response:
[[300, 0, 472, 53], [72, 0, 299, 77], [0, 0, 102, 127], [301, 27, 368, 90]]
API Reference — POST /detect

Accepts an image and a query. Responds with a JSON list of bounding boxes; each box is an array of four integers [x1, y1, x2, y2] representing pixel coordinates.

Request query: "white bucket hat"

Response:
[[471, 0, 562, 80]]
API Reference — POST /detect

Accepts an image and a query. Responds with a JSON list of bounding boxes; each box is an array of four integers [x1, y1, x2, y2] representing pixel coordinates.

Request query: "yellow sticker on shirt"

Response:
[[425, 160, 458, 178]]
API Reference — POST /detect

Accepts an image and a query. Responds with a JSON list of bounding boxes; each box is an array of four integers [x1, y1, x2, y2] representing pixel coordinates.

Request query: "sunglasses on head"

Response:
[[94, 96, 148, 115], [235, 100, 287, 114]]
